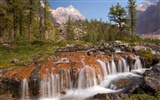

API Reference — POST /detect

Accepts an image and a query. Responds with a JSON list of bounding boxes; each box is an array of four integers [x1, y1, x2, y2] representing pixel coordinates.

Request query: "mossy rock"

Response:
[[125, 94, 155, 100]]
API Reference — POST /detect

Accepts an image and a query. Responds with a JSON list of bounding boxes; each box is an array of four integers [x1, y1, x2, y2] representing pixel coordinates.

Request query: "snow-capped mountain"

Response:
[[136, 0, 158, 11], [51, 5, 86, 24]]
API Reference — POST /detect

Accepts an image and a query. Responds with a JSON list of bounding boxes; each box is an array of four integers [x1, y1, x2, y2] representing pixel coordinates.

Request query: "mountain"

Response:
[[136, 0, 160, 35], [51, 5, 86, 24], [136, 0, 158, 11]]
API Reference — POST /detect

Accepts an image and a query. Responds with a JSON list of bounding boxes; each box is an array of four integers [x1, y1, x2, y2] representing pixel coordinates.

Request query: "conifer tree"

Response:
[[66, 16, 75, 40], [108, 3, 129, 38], [127, 0, 137, 35]]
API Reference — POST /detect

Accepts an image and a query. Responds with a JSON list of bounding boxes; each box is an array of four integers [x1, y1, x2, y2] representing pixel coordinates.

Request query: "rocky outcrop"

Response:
[[136, 0, 160, 34], [143, 63, 160, 94]]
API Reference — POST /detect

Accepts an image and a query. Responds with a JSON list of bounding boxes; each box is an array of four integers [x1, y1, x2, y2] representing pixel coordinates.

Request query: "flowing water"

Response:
[[21, 55, 145, 100], [21, 78, 29, 100]]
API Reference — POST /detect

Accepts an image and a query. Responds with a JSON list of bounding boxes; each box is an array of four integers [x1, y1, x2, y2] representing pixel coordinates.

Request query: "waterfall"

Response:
[[118, 59, 123, 73], [40, 74, 59, 98], [78, 65, 97, 89], [134, 56, 142, 70], [121, 57, 129, 72], [21, 78, 29, 100], [37, 54, 144, 100], [111, 59, 117, 74], [107, 61, 111, 75], [97, 59, 108, 78]]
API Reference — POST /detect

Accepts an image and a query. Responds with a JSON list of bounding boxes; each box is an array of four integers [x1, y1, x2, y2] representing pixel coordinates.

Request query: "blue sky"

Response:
[[49, 0, 143, 22]]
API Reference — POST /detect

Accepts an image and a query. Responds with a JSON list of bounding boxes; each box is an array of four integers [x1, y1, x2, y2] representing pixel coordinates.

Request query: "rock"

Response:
[[61, 91, 66, 95], [113, 40, 122, 47], [143, 63, 160, 94], [112, 78, 132, 89], [122, 77, 144, 94], [11, 58, 19, 64], [0, 94, 12, 100], [120, 93, 129, 99]]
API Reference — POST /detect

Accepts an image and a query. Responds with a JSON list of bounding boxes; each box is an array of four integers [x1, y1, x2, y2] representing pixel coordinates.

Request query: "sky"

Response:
[[49, 0, 143, 22]]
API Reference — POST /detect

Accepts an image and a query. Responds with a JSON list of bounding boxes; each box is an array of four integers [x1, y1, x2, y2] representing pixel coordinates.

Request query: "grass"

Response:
[[125, 94, 155, 100], [0, 39, 90, 68], [137, 49, 154, 59], [0, 40, 56, 68], [125, 91, 160, 100]]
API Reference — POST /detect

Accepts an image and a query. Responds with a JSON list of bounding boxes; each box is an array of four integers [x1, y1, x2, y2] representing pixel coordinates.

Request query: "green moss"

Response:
[[125, 94, 155, 100], [155, 91, 160, 100], [0, 40, 56, 68], [137, 49, 154, 59]]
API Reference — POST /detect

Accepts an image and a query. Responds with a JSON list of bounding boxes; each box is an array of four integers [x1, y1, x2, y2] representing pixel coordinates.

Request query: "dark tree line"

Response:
[[0, 0, 53, 41]]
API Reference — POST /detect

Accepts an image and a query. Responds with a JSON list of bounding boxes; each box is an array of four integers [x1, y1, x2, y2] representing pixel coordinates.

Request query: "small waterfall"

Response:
[[78, 65, 97, 89], [111, 59, 117, 74], [40, 74, 59, 98], [97, 59, 108, 78], [118, 59, 123, 73], [134, 56, 142, 69], [107, 61, 111, 75], [60, 69, 73, 91], [67, 70, 73, 90], [121, 57, 129, 72], [21, 78, 29, 100]]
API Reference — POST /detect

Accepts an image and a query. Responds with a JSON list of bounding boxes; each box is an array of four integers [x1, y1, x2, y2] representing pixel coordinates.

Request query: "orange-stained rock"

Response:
[[1, 51, 138, 81]]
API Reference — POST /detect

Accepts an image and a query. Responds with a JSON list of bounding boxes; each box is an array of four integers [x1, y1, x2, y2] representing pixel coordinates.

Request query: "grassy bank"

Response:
[[0, 40, 57, 68], [0, 40, 90, 68]]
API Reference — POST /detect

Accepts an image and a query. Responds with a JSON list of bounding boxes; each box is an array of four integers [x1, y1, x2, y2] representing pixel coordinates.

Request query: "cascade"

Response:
[[40, 74, 59, 99], [111, 59, 117, 74], [134, 56, 142, 69], [107, 60, 111, 75], [118, 58, 123, 72], [97, 59, 108, 78], [78, 65, 97, 89], [20, 54, 144, 100], [21, 78, 29, 100], [121, 57, 129, 72]]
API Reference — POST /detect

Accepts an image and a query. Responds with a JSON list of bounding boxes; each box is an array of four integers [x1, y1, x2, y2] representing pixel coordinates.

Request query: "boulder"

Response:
[[143, 63, 160, 94], [11, 58, 19, 64]]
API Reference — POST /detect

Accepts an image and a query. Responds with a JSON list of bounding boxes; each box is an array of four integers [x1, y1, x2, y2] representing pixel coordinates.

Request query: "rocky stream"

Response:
[[0, 41, 160, 100]]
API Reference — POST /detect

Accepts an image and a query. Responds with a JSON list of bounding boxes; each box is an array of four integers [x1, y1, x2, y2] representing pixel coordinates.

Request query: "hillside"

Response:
[[136, 0, 160, 34]]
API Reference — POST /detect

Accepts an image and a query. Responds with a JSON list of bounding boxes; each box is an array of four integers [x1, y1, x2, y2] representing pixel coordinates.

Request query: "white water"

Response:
[[97, 59, 108, 78], [40, 74, 60, 99], [22, 56, 145, 100], [111, 59, 117, 74], [21, 78, 29, 100], [122, 57, 129, 72], [78, 65, 97, 89], [134, 56, 142, 69]]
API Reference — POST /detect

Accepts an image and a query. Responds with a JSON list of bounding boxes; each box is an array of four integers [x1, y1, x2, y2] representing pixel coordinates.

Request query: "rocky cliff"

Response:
[[136, 0, 160, 34]]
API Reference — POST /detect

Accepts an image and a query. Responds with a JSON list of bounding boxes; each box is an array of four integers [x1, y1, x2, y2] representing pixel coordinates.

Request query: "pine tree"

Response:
[[127, 0, 137, 35], [66, 16, 75, 41], [108, 3, 129, 38], [54, 27, 60, 41], [43, 0, 53, 39]]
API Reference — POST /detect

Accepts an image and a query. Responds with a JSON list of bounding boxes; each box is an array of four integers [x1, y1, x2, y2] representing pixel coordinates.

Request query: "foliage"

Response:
[[143, 38, 160, 45], [137, 49, 154, 59], [66, 16, 75, 40], [0, 0, 53, 41], [0, 40, 56, 68], [108, 3, 130, 39], [127, 0, 137, 35]]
